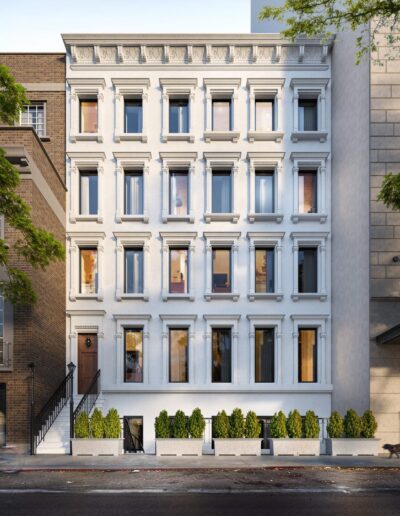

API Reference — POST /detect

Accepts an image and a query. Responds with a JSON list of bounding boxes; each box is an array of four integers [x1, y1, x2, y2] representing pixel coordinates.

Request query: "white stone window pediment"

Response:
[[160, 78, 197, 143], [290, 152, 329, 224], [247, 314, 284, 384], [114, 152, 151, 224], [67, 78, 105, 143], [290, 231, 329, 301], [290, 78, 329, 143], [67, 231, 105, 302], [247, 78, 285, 142], [112, 78, 150, 143], [160, 152, 197, 223], [113, 231, 151, 302], [203, 152, 241, 224], [203, 78, 241, 143], [159, 231, 197, 301], [68, 152, 106, 224], [247, 152, 284, 224], [160, 314, 197, 384], [247, 232, 285, 301], [290, 314, 330, 386], [203, 231, 241, 302]]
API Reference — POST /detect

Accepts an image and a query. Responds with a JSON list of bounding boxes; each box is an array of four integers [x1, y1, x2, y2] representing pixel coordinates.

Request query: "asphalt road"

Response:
[[1, 492, 400, 516]]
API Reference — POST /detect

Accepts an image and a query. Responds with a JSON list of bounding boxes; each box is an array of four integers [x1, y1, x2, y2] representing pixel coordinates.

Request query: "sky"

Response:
[[0, 0, 251, 52]]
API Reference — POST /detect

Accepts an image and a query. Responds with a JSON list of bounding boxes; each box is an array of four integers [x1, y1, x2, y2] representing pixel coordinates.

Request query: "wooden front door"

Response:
[[78, 334, 98, 394]]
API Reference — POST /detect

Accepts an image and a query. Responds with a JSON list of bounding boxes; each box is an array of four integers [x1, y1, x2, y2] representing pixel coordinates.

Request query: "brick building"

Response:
[[0, 54, 66, 450]]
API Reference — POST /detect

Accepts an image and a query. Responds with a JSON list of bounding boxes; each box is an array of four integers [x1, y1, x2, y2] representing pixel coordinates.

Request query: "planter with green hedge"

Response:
[[212, 409, 263, 456], [155, 408, 205, 456], [269, 410, 321, 456], [326, 409, 380, 456], [71, 408, 123, 456]]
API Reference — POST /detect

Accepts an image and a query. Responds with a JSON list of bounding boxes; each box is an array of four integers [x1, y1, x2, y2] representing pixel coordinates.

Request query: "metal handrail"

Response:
[[32, 368, 74, 454], [72, 369, 101, 436]]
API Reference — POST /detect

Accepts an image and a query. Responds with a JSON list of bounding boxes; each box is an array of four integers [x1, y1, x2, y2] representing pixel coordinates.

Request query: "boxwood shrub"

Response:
[[361, 410, 378, 438], [90, 408, 104, 438], [286, 410, 302, 438], [327, 411, 343, 438], [244, 411, 261, 438], [189, 408, 205, 439], [270, 411, 287, 438], [344, 409, 362, 438], [229, 408, 245, 438], [155, 410, 170, 438], [173, 410, 188, 438], [75, 412, 89, 439], [213, 410, 230, 438], [303, 410, 320, 438]]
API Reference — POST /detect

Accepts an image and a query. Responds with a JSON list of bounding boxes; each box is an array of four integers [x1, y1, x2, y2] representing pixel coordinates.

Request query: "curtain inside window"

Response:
[[169, 249, 188, 294], [255, 100, 273, 131], [212, 172, 231, 213], [80, 100, 98, 133], [169, 172, 188, 215], [80, 173, 98, 215], [299, 248, 317, 293], [124, 329, 143, 382], [255, 328, 274, 382], [125, 173, 143, 215], [255, 172, 274, 213], [80, 249, 98, 294], [169, 100, 189, 133], [299, 329, 317, 382], [212, 248, 231, 293], [124, 100, 142, 133], [255, 248, 274, 293], [299, 100, 317, 131], [169, 329, 188, 382], [212, 328, 232, 382], [299, 171, 317, 213], [125, 249, 144, 294], [212, 100, 231, 131]]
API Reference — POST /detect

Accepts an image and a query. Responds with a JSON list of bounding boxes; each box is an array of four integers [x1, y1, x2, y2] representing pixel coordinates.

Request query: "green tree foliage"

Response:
[[0, 65, 65, 305], [189, 407, 205, 438], [213, 410, 230, 438], [90, 408, 104, 438], [303, 410, 320, 438], [270, 411, 288, 438], [327, 411, 344, 438], [74, 412, 89, 439], [343, 409, 362, 438], [377, 172, 400, 211], [155, 410, 170, 438], [103, 408, 121, 438], [229, 408, 245, 438], [258, 1, 400, 63], [244, 410, 261, 438], [361, 409, 378, 438], [286, 409, 303, 438], [173, 410, 189, 438]]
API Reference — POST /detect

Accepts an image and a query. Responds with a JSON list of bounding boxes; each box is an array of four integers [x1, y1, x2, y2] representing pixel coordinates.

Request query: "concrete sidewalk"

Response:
[[0, 453, 398, 471]]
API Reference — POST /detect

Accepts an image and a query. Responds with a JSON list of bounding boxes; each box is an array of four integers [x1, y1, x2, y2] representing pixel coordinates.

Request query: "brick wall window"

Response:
[[19, 102, 46, 137]]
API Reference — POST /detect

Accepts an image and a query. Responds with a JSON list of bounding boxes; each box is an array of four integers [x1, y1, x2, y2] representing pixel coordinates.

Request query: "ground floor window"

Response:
[[123, 416, 143, 452], [169, 328, 189, 383], [124, 329, 143, 383], [298, 328, 318, 383], [212, 328, 232, 383], [255, 328, 275, 383]]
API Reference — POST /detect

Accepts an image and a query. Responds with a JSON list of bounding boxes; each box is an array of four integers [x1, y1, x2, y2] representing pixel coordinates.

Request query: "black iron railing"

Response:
[[72, 369, 101, 437], [31, 365, 75, 454]]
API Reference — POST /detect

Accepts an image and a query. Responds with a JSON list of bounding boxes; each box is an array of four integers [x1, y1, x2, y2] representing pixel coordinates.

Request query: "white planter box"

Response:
[[269, 438, 320, 456], [71, 438, 123, 456], [326, 438, 381, 456], [214, 438, 263, 456], [156, 438, 203, 456]]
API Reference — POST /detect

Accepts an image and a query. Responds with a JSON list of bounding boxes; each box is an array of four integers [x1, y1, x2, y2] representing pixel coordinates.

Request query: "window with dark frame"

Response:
[[212, 171, 232, 213], [124, 328, 143, 383], [298, 247, 318, 293], [212, 99, 231, 131], [299, 170, 317, 214], [169, 328, 189, 383], [169, 98, 189, 133], [79, 99, 98, 133], [255, 248, 275, 293], [169, 248, 188, 294], [124, 99, 142, 133], [298, 99, 318, 131], [212, 248, 231, 293], [212, 328, 232, 383], [124, 248, 144, 294], [79, 171, 98, 215], [124, 171, 144, 215], [169, 171, 189, 216], [298, 328, 318, 383], [255, 328, 275, 383]]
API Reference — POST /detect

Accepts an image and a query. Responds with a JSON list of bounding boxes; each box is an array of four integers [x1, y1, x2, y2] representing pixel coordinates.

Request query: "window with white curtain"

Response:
[[298, 247, 318, 293], [255, 171, 274, 213], [169, 328, 189, 383], [298, 99, 318, 131], [169, 99, 189, 133], [124, 171, 144, 216], [19, 102, 46, 137], [169, 171, 189, 216], [212, 99, 231, 131], [79, 171, 98, 215], [212, 171, 231, 213], [124, 248, 144, 294], [255, 100, 274, 131]]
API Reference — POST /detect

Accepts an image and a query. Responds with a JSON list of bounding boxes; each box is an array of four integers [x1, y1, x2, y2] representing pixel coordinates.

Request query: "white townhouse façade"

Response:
[[63, 33, 334, 453]]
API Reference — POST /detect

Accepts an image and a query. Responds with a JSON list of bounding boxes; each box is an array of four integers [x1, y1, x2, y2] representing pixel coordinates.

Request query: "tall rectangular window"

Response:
[[169, 99, 189, 133], [124, 328, 143, 383], [212, 171, 231, 213], [124, 171, 143, 215], [79, 248, 98, 294], [0, 295, 4, 366], [255, 248, 275, 293], [299, 99, 317, 131], [169, 248, 188, 294], [299, 171, 317, 214], [212, 248, 231, 293], [80, 99, 98, 133], [299, 248, 317, 293], [169, 171, 188, 216], [212, 328, 232, 383], [124, 248, 143, 294], [212, 99, 231, 131], [255, 100, 274, 131], [79, 171, 98, 215], [255, 328, 275, 383], [169, 328, 188, 383], [298, 328, 317, 383], [255, 171, 274, 213], [20, 102, 45, 137], [124, 99, 142, 133]]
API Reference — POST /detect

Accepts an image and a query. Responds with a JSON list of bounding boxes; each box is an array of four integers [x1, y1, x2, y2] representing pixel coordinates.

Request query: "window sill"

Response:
[[248, 293, 283, 302], [118, 214, 149, 223], [74, 293, 103, 301], [248, 130, 283, 143], [162, 214, 195, 223], [162, 293, 195, 302], [204, 292, 240, 302], [71, 133, 103, 143], [291, 293, 328, 302], [74, 215, 103, 223], [162, 133, 194, 143], [291, 131, 328, 143], [115, 133, 147, 143], [204, 130, 240, 143], [291, 213, 328, 224], [204, 213, 240, 223], [248, 213, 283, 224], [0, 366, 13, 372], [117, 293, 149, 302]]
